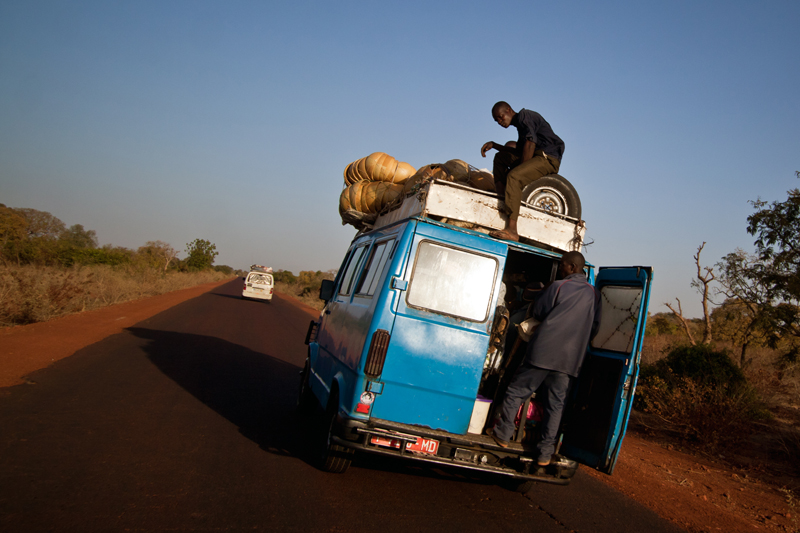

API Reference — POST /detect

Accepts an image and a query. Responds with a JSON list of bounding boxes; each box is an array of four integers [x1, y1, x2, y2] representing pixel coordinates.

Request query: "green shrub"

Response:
[[636, 343, 767, 450], [273, 270, 297, 284], [645, 313, 679, 336], [641, 343, 746, 392]]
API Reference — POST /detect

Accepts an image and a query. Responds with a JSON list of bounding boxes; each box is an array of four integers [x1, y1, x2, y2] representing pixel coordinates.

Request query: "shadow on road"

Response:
[[126, 326, 511, 490], [211, 293, 254, 301], [127, 327, 313, 460]]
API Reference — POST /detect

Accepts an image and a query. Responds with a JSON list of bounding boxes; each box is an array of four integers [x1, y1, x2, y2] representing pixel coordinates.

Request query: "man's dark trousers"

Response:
[[493, 363, 572, 464], [493, 151, 560, 218]]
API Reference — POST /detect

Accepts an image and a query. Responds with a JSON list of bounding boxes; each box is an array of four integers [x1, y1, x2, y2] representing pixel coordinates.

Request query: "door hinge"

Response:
[[392, 277, 408, 291]]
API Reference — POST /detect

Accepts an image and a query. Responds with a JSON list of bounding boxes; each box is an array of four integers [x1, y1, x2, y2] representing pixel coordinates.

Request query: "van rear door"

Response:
[[560, 266, 653, 473], [368, 222, 507, 435]]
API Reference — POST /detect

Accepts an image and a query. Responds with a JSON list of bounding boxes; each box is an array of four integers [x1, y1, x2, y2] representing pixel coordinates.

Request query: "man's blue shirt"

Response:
[[514, 109, 565, 162], [525, 272, 601, 376]]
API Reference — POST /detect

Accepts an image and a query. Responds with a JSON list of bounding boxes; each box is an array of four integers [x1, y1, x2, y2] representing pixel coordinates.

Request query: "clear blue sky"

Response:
[[1, 0, 798, 318]]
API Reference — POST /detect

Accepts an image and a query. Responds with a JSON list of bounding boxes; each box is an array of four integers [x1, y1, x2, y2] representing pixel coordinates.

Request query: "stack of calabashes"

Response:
[[402, 159, 495, 194], [338, 152, 497, 229], [339, 152, 416, 227]]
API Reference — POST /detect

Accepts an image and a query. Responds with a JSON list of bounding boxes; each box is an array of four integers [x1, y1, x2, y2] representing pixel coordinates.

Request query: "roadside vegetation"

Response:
[[635, 174, 800, 484], [0, 204, 236, 328], [272, 269, 336, 311]]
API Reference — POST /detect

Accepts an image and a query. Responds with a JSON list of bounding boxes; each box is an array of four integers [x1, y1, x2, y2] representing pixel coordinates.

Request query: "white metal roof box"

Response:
[[371, 180, 585, 252]]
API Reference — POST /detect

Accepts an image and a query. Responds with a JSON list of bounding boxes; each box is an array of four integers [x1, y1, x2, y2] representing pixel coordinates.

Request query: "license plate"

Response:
[[254, 287, 263, 292], [370, 435, 439, 455]]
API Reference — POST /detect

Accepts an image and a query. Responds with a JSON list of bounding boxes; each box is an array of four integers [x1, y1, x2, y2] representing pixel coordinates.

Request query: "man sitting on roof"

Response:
[[480, 101, 565, 242]]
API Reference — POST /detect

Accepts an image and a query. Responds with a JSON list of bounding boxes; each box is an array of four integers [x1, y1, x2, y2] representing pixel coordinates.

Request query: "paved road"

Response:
[[0, 279, 686, 532]]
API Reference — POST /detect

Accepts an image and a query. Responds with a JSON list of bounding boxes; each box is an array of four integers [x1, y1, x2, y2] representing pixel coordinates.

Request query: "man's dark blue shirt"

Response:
[[525, 272, 601, 377], [512, 109, 565, 162]]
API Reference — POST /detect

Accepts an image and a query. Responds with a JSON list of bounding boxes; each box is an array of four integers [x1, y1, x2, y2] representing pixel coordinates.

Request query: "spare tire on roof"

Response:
[[520, 174, 582, 220]]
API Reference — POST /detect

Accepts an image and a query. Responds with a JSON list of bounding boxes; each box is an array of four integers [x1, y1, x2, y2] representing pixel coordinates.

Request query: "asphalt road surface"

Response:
[[0, 279, 686, 532]]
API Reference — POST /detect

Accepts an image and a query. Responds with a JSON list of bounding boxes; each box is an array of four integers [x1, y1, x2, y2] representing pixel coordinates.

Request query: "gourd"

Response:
[[402, 160, 496, 194], [340, 153, 416, 224], [339, 181, 403, 215], [343, 152, 415, 185]]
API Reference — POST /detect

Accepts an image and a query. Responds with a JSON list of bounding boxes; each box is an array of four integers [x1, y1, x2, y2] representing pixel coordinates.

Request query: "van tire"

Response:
[[319, 393, 353, 473], [520, 174, 581, 220], [297, 359, 317, 415]]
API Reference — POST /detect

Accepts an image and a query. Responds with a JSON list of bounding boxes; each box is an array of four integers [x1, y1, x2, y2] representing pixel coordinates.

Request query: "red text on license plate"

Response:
[[370, 435, 439, 455]]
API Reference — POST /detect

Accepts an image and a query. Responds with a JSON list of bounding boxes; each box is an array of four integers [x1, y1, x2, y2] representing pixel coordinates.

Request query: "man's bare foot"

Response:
[[489, 229, 519, 242]]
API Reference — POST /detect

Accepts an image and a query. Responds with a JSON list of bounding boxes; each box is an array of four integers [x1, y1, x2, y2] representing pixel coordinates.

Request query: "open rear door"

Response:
[[560, 266, 653, 473]]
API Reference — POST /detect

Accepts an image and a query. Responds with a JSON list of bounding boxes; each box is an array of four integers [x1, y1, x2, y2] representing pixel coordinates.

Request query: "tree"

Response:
[[138, 240, 178, 272], [645, 313, 679, 336], [716, 249, 773, 367], [0, 204, 28, 264], [13, 208, 65, 239], [665, 298, 696, 345], [8, 208, 68, 266], [740, 172, 800, 364], [666, 242, 715, 345], [185, 239, 218, 270], [273, 270, 297, 284], [691, 242, 716, 344], [60, 224, 98, 249]]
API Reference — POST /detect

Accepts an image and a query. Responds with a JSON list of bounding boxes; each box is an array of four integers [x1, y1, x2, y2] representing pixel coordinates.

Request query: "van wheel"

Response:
[[521, 174, 581, 220], [319, 393, 353, 473], [297, 359, 317, 415]]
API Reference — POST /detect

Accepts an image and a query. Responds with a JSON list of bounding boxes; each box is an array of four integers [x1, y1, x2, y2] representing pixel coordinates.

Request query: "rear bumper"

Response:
[[242, 289, 272, 300], [332, 416, 576, 485]]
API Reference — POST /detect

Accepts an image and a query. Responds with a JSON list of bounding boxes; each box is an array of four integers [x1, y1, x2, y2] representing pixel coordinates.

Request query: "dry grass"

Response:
[[637, 375, 757, 450], [638, 332, 800, 477], [274, 281, 325, 312], [0, 264, 232, 328], [641, 333, 684, 365]]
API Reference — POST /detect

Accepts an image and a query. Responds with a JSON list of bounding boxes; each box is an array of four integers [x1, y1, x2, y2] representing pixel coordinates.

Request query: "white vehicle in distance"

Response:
[[242, 265, 274, 302]]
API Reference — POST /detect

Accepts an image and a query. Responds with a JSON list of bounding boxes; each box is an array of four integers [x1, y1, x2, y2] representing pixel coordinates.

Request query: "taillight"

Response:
[[364, 329, 390, 377], [355, 391, 374, 413]]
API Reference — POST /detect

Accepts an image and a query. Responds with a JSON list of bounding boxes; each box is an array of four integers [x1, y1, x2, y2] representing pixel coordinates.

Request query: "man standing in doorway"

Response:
[[481, 101, 565, 242], [487, 251, 600, 471]]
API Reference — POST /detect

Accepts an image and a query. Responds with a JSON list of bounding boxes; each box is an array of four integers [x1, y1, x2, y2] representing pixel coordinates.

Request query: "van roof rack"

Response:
[[371, 180, 585, 253]]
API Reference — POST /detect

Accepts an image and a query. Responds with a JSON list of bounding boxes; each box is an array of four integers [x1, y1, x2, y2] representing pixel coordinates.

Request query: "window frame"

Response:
[[337, 244, 369, 297], [354, 238, 396, 298]]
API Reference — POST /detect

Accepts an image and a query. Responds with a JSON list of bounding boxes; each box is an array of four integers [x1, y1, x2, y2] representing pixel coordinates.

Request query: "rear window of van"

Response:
[[406, 241, 497, 322], [247, 273, 272, 285]]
